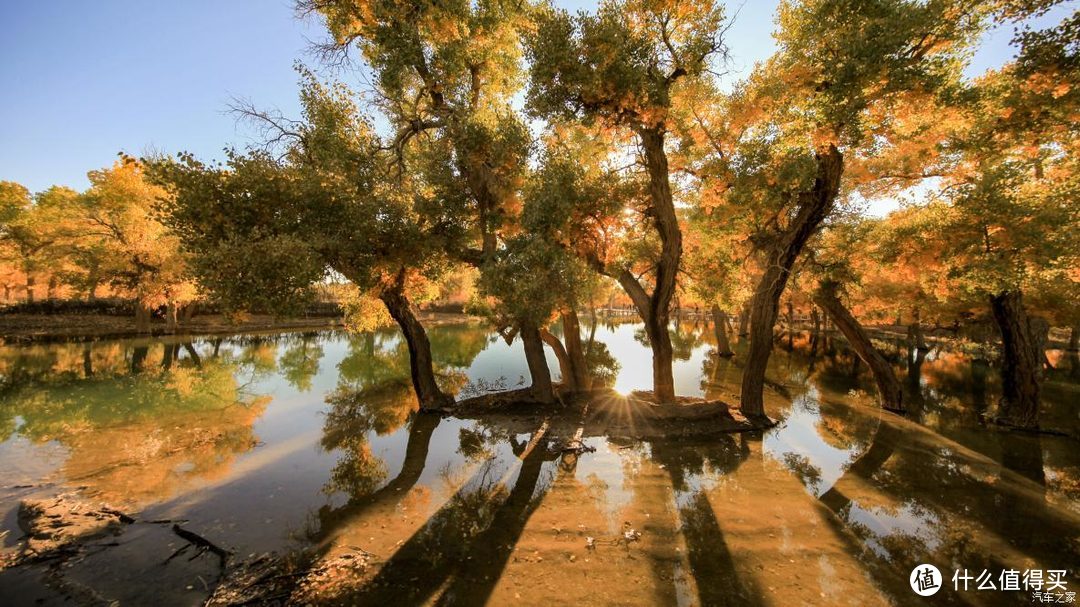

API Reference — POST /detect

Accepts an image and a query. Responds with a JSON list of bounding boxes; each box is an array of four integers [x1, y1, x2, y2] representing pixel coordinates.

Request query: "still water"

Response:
[[0, 319, 1077, 606]]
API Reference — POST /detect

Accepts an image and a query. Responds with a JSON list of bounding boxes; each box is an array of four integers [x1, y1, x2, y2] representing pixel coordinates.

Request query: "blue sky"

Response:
[[1, 0, 1075, 195]]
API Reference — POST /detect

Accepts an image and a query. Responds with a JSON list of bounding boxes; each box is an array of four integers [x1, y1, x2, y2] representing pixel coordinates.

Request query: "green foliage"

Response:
[[526, 0, 727, 126], [151, 71, 453, 318], [476, 235, 590, 329]]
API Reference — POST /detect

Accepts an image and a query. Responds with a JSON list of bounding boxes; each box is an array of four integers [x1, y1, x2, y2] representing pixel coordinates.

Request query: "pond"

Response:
[[0, 319, 1077, 606]]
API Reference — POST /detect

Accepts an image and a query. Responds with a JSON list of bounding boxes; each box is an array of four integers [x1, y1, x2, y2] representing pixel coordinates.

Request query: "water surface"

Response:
[[0, 319, 1077, 605]]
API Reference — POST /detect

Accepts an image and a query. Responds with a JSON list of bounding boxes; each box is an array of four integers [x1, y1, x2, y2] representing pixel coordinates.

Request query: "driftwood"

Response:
[[171, 524, 231, 568]]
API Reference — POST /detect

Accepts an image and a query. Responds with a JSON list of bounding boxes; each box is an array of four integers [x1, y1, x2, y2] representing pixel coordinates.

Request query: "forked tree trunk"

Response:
[[990, 290, 1040, 429], [379, 277, 453, 411], [540, 329, 575, 390], [712, 305, 734, 357], [560, 309, 591, 390], [621, 126, 681, 404], [521, 322, 556, 403], [814, 283, 904, 413], [740, 145, 843, 420]]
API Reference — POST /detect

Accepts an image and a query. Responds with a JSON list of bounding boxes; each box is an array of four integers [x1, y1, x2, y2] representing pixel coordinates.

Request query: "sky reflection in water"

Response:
[[0, 319, 1077, 605]]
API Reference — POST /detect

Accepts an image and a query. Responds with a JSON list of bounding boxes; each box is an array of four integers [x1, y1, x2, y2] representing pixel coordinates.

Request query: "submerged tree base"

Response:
[[445, 387, 775, 440]]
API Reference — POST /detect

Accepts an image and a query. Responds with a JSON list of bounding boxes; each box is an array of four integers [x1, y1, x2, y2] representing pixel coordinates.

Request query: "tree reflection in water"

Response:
[[0, 324, 1077, 606], [0, 338, 268, 507]]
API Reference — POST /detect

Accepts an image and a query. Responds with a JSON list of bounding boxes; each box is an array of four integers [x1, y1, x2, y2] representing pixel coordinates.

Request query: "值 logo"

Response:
[[911, 564, 943, 596]]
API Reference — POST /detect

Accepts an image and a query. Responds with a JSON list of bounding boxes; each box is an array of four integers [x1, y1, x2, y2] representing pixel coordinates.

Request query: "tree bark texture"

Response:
[[814, 283, 905, 413], [990, 290, 1040, 429], [712, 305, 734, 357], [521, 322, 556, 403], [380, 276, 453, 411], [740, 145, 843, 419]]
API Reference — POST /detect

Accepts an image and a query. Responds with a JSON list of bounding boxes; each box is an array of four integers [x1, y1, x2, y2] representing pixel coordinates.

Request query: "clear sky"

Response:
[[1, 0, 1075, 196]]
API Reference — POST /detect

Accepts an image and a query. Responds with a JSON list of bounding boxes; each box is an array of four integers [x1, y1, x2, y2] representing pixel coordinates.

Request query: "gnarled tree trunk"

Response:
[[712, 305, 734, 357], [562, 310, 591, 390], [521, 322, 556, 404], [990, 290, 1040, 429], [740, 145, 843, 420], [380, 275, 453, 411], [611, 126, 681, 403], [540, 329, 575, 390], [814, 282, 904, 413]]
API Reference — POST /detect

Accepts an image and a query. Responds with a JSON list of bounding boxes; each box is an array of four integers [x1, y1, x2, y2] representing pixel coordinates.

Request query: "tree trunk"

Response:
[[25, 275, 35, 303], [989, 291, 1040, 429], [786, 300, 795, 330], [811, 306, 821, 334], [162, 342, 175, 371], [970, 357, 990, 417], [130, 345, 149, 374], [814, 283, 905, 413], [47, 276, 57, 300], [635, 126, 682, 404], [740, 145, 843, 419], [135, 304, 152, 334], [1028, 316, 1051, 374], [182, 303, 197, 322], [521, 322, 556, 403], [82, 344, 93, 378], [540, 329, 575, 390], [712, 305, 734, 357], [379, 277, 453, 411], [183, 341, 202, 367], [165, 302, 179, 333], [737, 305, 750, 337], [561, 310, 591, 390], [907, 307, 928, 351]]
